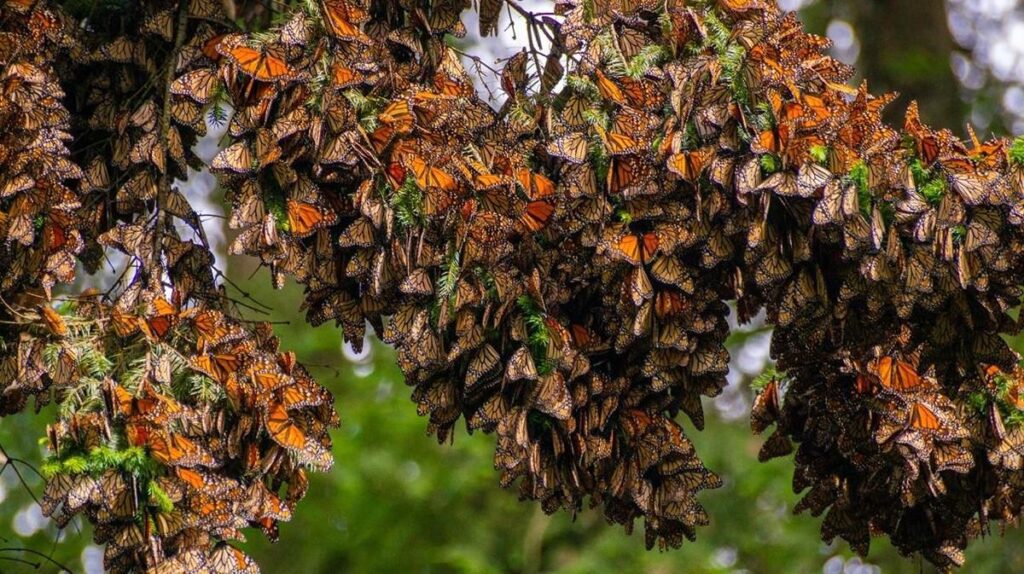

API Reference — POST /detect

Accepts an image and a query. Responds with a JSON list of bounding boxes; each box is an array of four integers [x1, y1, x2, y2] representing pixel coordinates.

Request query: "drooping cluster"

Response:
[[188, 0, 725, 548], [2, 294, 337, 572], [0, 1, 342, 572], [6, 0, 1024, 570], [0, 2, 81, 301]]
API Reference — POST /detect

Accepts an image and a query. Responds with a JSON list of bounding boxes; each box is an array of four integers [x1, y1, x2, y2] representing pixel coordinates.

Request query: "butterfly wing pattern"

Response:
[[7, 0, 1024, 570]]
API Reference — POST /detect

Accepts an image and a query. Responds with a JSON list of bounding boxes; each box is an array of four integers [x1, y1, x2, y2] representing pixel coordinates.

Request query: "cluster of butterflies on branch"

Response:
[[3, 0, 1024, 571]]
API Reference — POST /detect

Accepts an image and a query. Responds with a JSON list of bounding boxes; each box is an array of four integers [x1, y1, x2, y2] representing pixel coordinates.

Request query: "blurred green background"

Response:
[[6, 0, 1024, 572]]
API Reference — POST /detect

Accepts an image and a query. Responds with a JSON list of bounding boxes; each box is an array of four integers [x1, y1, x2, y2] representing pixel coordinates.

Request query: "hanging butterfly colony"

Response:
[[2, 0, 1024, 571]]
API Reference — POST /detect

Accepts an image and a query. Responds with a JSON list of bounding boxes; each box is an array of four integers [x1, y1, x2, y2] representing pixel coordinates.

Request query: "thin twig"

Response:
[[0, 548, 75, 573], [151, 1, 193, 279], [0, 444, 41, 508], [212, 267, 274, 312]]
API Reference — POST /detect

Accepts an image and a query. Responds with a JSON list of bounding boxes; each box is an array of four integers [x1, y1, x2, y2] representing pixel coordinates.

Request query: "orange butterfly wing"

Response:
[[287, 200, 335, 237], [321, 0, 371, 43], [909, 402, 941, 431], [521, 201, 554, 232], [595, 70, 624, 104], [617, 235, 640, 263], [225, 45, 293, 82], [641, 233, 659, 262], [267, 402, 306, 449]]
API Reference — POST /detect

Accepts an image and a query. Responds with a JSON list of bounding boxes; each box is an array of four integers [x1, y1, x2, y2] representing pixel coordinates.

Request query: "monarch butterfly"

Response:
[[405, 155, 458, 192], [331, 62, 363, 89], [139, 297, 178, 341], [546, 132, 589, 163], [400, 268, 433, 295], [946, 169, 989, 206], [212, 141, 256, 174], [0, 173, 34, 198], [595, 123, 641, 156], [279, 377, 331, 410], [170, 68, 220, 104], [667, 148, 713, 182], [758, 431, 793, 462], [606, 230, 659, 265], [434, 47, 475, 97], [500, 51, 529, 97], [908, 401, 943, 431], [520, 200, 554, 232], [208, 544, 260, 574], [217, 35, 296, 82], [506, 346, 538, 381], [240, 481, 293, 522], [618, 75, 663, 111], [266, 401, 306, 450], [146, 430, 214, 467], [248, 360, 291, 395], [465, 344, 500, 390], [108, 305, 140, 337], [594, 69, 625, 104], [190, 352, 240, 383], [869, 356, 923, 391], [321, 0, 371, 44], [561, 94, 593, 127], [286, 199, 336, 237], [750, 379, 781, 434], [607, 156, 657, 197], [654, 290, 689, 320], [38, 305, 66, 337], [904, 101, 941, 166], [534, 372, 572, 420], [513, 169, 555, 200], [95, 36, 144, 64], [377, 99, 414, 131], [185, 308, 245, 350], [796, 162, 832, 196]]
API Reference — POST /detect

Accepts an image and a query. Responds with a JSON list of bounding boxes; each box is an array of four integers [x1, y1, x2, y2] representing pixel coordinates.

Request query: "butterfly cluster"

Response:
[[0, 1, 342, 572], [2, 293, 336, 572], [0, 2, 81, 301], [5, 0, 1024, 571]]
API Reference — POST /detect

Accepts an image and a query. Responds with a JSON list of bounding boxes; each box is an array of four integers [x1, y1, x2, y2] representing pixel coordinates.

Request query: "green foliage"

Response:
[[809, 144, 829, 165], [721, 44, 748, 101], [581, 108, 610, 130], [847, 160, 873, 215], [966, 371, 1024, 428], [588, 133, 612, 186], [566, 74, 599, 99], [751, 366, 786, 392], [748, 101, 776, 134], [1011, 136, 1024, 167], [759, 154, 781, 176], [437, 248, 461, 302], [595, 32, 628, 77], [259, 183, 290, 232], [909, 159, 947, 204], [704, 10, 731, 54], [149, 481, 175, 513], [12, 317, 1024, 573], [206, 88, 231, 128], [508, 100, 536, 129], [517, 295, 554, 375], [183, 373, 226, 403], [626, 45, 668, 78], [343, 89, 385, 132], [472, 266, 498, 301], [390, 176, 425, 229], [42, 445, 157, 480]]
